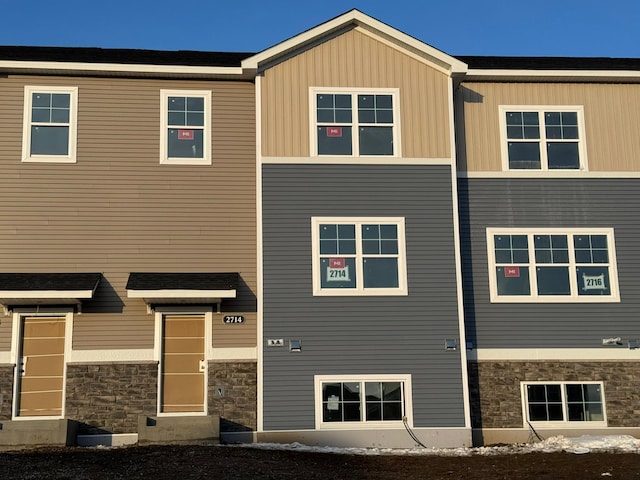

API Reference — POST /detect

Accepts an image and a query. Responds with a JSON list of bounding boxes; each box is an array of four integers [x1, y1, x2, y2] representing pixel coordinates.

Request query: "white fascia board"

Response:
[[465, 68, 640, 81], [242, 10, 467, 74], [0, 60, 246, 78], [127, 289, 236, 299], [0, 290, 95, 299]]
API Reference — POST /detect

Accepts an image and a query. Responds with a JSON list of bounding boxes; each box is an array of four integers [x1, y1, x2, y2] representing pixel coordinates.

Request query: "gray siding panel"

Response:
[[460, 178, 640, 348], [262, 164, 466, 430]]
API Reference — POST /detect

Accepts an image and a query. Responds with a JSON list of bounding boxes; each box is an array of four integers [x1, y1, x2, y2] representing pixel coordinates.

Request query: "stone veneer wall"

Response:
[[65, 362, 158, 434], [0, 365, 14, 420], [208, 360, 257, 431], [469, 361, 640, 429]]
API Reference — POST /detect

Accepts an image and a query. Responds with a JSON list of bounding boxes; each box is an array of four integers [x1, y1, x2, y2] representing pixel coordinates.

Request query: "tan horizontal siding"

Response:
[[459, 82, 640, 172], [0, 74, 257, 350], [261, 27, 451, 159]]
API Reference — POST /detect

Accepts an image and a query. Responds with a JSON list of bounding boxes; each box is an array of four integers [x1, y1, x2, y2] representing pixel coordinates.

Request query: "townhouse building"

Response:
[[457, 55, 640, 445], [0, 48, 259, 446], [0, 10, 639, 448]]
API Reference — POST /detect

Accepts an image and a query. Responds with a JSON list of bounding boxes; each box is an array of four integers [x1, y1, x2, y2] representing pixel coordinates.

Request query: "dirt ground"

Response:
[[1, 444, 639, 480]]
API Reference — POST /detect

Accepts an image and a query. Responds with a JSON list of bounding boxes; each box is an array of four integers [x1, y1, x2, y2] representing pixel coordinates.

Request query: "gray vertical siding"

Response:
[[459, 178, 640, 348], [262, 164, 466, 430]]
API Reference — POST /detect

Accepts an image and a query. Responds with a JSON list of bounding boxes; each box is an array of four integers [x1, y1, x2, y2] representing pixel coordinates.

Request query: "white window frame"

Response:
[[314, 374, 413, 430], [310, 87, 401, 158], [22, 86, 78, 163], [160, 89, 211, 165], [499, 105, 588, 172], [311, 217, 408, 296], [521, 381, 607, 428], [486, 228, 620, 303]]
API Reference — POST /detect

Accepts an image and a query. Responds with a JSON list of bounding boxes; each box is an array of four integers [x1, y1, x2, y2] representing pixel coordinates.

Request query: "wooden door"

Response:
[[161, 315, 206, 413], [16, 316, 66, 417]]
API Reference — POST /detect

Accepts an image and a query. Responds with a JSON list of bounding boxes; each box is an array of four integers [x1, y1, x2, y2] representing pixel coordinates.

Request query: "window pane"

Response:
[[577, 266, 610, 296], [167, 128, 204, 158], [363, 257, 399, 288], [536, 266, 570, 295], [187, 97, 204, 111], [584, 384, 602, 402], [319, 224, 337, 239], [565, 384, 583, 402], [32, 92, 51, 107], [343, 403, 361, 421], [31, 126, 69, 155], [496, 266, 530, 295], [32, 108, 52, 123], [168, 111, 186, 126], [168, 96, 185, 111], [548, 404, 564, 421], [320, 257, 357, 289], [362, 224, 380, 239], [186, 112, 204, 126], [527, 385, 547, 402], [508, 142, 541, 169], [343, 382, 360, 401], [547, 143, 580, 169], [366, 403, 382, 421], [528, 404, 549, 421], [359, 126, 393, 155], [318, 126, 352, 155], [50, 108, 70, 123], [383, 382, 401, 401], [383, 403, 402, 420]]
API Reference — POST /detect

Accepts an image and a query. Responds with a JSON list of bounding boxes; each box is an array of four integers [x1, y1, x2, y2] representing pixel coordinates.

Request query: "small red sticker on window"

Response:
[[504, 266, 520, 277], [178, 129, 194, 140], [330, 258, 345, 268], [326, 127, 342, 137]]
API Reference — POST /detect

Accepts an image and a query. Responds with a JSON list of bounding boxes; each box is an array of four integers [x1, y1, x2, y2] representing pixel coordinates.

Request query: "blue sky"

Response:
[[3, 0, 639, 58]]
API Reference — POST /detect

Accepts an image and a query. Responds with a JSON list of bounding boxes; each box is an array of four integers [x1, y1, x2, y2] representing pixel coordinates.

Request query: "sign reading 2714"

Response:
[[223, 315, 245, 324], [327, 257, 350, 282]]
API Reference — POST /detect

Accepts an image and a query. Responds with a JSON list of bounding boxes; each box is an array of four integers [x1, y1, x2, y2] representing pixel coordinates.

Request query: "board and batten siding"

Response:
[[459, 178, 640, 348], [457, 82, 640, 172], [260, 27, 451, 159], [0, 75, 257, 351], [262, 164, 466, 430]]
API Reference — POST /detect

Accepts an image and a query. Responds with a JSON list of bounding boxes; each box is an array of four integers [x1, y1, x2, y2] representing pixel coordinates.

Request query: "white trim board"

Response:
[[468, 348, 640, 361]]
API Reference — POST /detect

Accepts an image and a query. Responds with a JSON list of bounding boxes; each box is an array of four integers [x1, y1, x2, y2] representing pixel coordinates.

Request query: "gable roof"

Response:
[[242, 9, 468, 75]]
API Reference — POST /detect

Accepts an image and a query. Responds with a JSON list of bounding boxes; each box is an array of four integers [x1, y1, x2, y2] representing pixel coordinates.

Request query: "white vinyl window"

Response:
[[312, 217, 408, 296], [499, 106, 587, 171], [315, 375, 412, 429], [487, 228, 619, 303], [522, 382, 606, 427], [160, 89, 211, 165], [22, 86, 78, 163], [311, 88, 400, 157]]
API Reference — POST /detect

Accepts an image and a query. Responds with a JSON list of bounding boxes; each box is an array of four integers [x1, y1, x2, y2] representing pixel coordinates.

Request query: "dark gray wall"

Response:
[[459, 178, 640, 348], [262, 164, 466, 430]]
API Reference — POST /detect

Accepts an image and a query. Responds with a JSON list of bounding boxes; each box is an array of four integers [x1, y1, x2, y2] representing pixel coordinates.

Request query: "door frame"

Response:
[[10, 308, 74, 420], [154, 306, 213, 417]]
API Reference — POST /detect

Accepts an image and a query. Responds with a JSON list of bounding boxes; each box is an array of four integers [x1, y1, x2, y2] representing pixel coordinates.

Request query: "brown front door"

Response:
[[161, 314, 206, 413], [16, 316, 66, 417]]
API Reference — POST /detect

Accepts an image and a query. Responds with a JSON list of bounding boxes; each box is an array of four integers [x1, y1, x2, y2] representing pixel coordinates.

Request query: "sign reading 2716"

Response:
[[223, 315, 245, 324]]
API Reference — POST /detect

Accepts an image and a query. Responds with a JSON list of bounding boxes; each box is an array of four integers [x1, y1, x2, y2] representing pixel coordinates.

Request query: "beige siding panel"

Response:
[[459, 82, 640, 172], [0, 319, 11, 351], [261, 28, 451, 159], [0, 75, 257, 350]]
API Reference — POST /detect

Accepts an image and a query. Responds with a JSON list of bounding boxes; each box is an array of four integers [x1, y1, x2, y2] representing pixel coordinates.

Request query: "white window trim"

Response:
[[22, 86, 78, 163], [486, 227, 620, 303], [521, 381, 607, 428], [160, 89, 212, 165], [314, 374, 413, 429], [498, 105, 588, 172], [311, 216, 408, 296], [309, 87, 401, 158]]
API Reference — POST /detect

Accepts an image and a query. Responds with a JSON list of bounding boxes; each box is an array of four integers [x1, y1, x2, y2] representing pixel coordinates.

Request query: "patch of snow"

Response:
[[235, 435, 640, 456]]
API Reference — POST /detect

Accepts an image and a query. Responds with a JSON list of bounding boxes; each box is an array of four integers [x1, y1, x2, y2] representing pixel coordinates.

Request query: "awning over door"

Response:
[[126, 272, 238, 310], [0, 272, 101, 314]]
